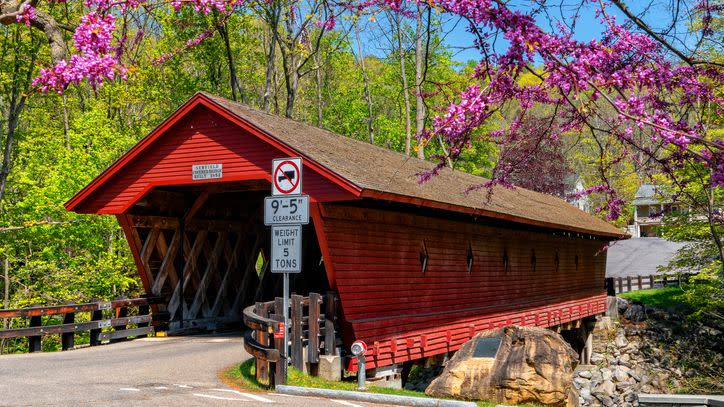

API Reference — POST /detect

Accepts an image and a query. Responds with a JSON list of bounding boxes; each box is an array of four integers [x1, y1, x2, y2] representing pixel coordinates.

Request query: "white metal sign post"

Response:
[[266, 157, 308, 379]]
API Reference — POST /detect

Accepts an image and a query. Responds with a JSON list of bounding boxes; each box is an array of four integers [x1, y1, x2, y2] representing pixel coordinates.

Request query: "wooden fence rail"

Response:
[[605, 274, 683, 295], [0, 297, 168, 352], [243, 291, 339, 388]]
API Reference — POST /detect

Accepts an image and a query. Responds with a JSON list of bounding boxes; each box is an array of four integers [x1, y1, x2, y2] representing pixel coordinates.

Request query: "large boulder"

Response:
[[425, 326, 579, 406]]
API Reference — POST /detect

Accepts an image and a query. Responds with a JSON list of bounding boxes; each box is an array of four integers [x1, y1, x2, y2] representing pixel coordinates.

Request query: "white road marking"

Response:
[[119, 388, 140, 392], [154, 386, 168, 390], [193, 393, 248, 401], [330, 400, 364, 407], [213, 388, 275, 403], [173, 384, 193, 388]]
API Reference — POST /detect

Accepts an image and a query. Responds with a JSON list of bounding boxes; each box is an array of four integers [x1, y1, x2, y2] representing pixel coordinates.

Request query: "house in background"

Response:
[[630, 184, 686, 238], [565, 174, 591, 212]]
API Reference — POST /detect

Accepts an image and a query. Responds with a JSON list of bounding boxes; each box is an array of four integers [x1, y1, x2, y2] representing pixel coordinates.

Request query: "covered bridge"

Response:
[[66, 92, 625, 370]]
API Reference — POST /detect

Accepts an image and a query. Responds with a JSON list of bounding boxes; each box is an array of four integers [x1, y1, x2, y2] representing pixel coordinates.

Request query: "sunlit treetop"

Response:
[[3, 0, 723, 220]]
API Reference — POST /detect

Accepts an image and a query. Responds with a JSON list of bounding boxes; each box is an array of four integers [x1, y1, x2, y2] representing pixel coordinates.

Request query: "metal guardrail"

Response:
[[243, 292, 339, 388], [638, 394, 724, 407], [0, 297, 168, 352]]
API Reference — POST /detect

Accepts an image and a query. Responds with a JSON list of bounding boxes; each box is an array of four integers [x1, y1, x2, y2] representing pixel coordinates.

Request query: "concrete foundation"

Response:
[[318, 355, 342, 382], [606, 296, 619, 320], [367, 364, 403, 390]]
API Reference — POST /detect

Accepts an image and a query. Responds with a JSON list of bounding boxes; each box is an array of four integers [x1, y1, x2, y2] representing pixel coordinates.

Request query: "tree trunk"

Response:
[[0, 30, 39, 211], [1, 258, 7, 354], [3, 258, 8, 311], [262, 5, 280, 112], [707, 174, 724, 275], [396, 14, 412, 156], [414, 3, 426, 159], [280, 9, 300, 119], [219, 22, 243, 103], [314, 51, 324, 127], [62, 94, 70, 149], [354, 23, 374, 144]]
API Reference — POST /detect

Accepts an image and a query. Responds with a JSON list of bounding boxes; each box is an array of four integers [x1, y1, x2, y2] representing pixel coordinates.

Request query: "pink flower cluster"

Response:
[[314, 15, 337, 31], [33, 0, 246, 93], [15, 4, 36, 26], [378, 0, 722, 215]]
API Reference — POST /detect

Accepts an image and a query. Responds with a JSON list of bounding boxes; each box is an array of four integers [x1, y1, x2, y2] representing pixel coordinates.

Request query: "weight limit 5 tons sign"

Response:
[[271, 225, 302, 273]]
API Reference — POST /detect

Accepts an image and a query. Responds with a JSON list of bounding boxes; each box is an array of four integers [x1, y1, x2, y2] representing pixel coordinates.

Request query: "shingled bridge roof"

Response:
[[66, 92, 626, 239]]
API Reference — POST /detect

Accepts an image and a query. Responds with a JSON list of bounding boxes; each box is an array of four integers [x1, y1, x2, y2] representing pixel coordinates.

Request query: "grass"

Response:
[[221, 359, 500, 406], [619, 286, 690, 311]]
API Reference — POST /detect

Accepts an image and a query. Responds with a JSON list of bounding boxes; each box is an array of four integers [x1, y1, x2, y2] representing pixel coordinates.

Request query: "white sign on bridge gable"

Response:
[[192, 163, 222, 181], [272, 157, 302, 196]]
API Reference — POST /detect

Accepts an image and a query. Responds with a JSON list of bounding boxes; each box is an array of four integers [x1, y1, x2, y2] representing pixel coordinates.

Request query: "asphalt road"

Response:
[[605, 237, 685, 278], [0, 333, 398, 407]]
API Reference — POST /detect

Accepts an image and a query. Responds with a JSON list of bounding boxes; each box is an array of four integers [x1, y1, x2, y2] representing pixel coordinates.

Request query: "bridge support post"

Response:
[[61, 310, 75, 350], [89, 309, 103, 346], [28, 315, 41, 353]]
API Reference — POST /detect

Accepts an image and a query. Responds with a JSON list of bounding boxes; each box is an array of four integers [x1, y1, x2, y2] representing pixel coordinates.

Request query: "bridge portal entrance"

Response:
[[120, 181, 329, 331]]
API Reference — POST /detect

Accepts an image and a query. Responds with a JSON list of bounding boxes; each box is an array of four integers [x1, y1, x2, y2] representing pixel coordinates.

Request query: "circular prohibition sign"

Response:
[[273, 160, 301, 194]]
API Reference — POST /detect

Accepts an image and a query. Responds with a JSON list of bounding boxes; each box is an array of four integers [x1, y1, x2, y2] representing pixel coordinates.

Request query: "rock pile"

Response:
[[574, 298, 724, 407]]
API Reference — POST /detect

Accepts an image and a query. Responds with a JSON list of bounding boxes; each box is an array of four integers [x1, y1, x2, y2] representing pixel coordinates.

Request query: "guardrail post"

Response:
[[274, 297, 287, 386], [61, 308, 75, 351], [255, 302, 271, 385], [325, 292, 336, 356], [308, 292, 321, 365], [89, 308, 103, 346], [291, 294, 303, 371], [112, 302, 128, 344], [649, 275, 654, 289], [28, 314, 41, 353], [617, 278, 623, 294], [626, 276, 632, 292], [637, 276, 642, 290]]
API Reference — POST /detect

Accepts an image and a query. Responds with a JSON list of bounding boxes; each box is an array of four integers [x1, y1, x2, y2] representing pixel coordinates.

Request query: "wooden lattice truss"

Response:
[[118, 187, 279, 329]]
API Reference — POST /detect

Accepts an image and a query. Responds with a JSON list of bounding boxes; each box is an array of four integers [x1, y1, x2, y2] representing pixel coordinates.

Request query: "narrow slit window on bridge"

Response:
[[420, 241, 429, 273], [467, 242, 474, 273], [531, 249, 537, 272], [555, 252, 560, 272], [574, 254, 579, 271], [503, 249, 509, 273]]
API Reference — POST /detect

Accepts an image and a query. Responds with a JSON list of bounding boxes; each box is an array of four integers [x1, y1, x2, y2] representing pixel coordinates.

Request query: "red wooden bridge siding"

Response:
[[317, 203, 607, 370], [72, 105, 355, 214]]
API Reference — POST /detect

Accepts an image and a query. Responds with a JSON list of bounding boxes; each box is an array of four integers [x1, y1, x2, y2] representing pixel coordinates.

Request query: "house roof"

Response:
[[66, 92, 626, 239], [633, 184, 670, 206]]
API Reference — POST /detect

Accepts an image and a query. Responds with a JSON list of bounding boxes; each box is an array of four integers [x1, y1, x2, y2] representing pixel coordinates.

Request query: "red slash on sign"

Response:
[[272, 158, 302, 195]]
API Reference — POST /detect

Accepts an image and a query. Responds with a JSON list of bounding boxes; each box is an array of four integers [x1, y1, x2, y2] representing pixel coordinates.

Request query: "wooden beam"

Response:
[[167, 230, 208, 321], [130, 215, 247, 232], [233, 232, 265, 314], [140, 227, 161, 268], [184, 188, 215, 224], [151, 228, 181, 295], [117, 215, 152, 294], [210, 232, 245, 318], [188, 232, 228, 319]]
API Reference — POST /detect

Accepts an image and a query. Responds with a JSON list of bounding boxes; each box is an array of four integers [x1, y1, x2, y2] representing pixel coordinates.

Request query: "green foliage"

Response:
[[619, 287, 690, 311]]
